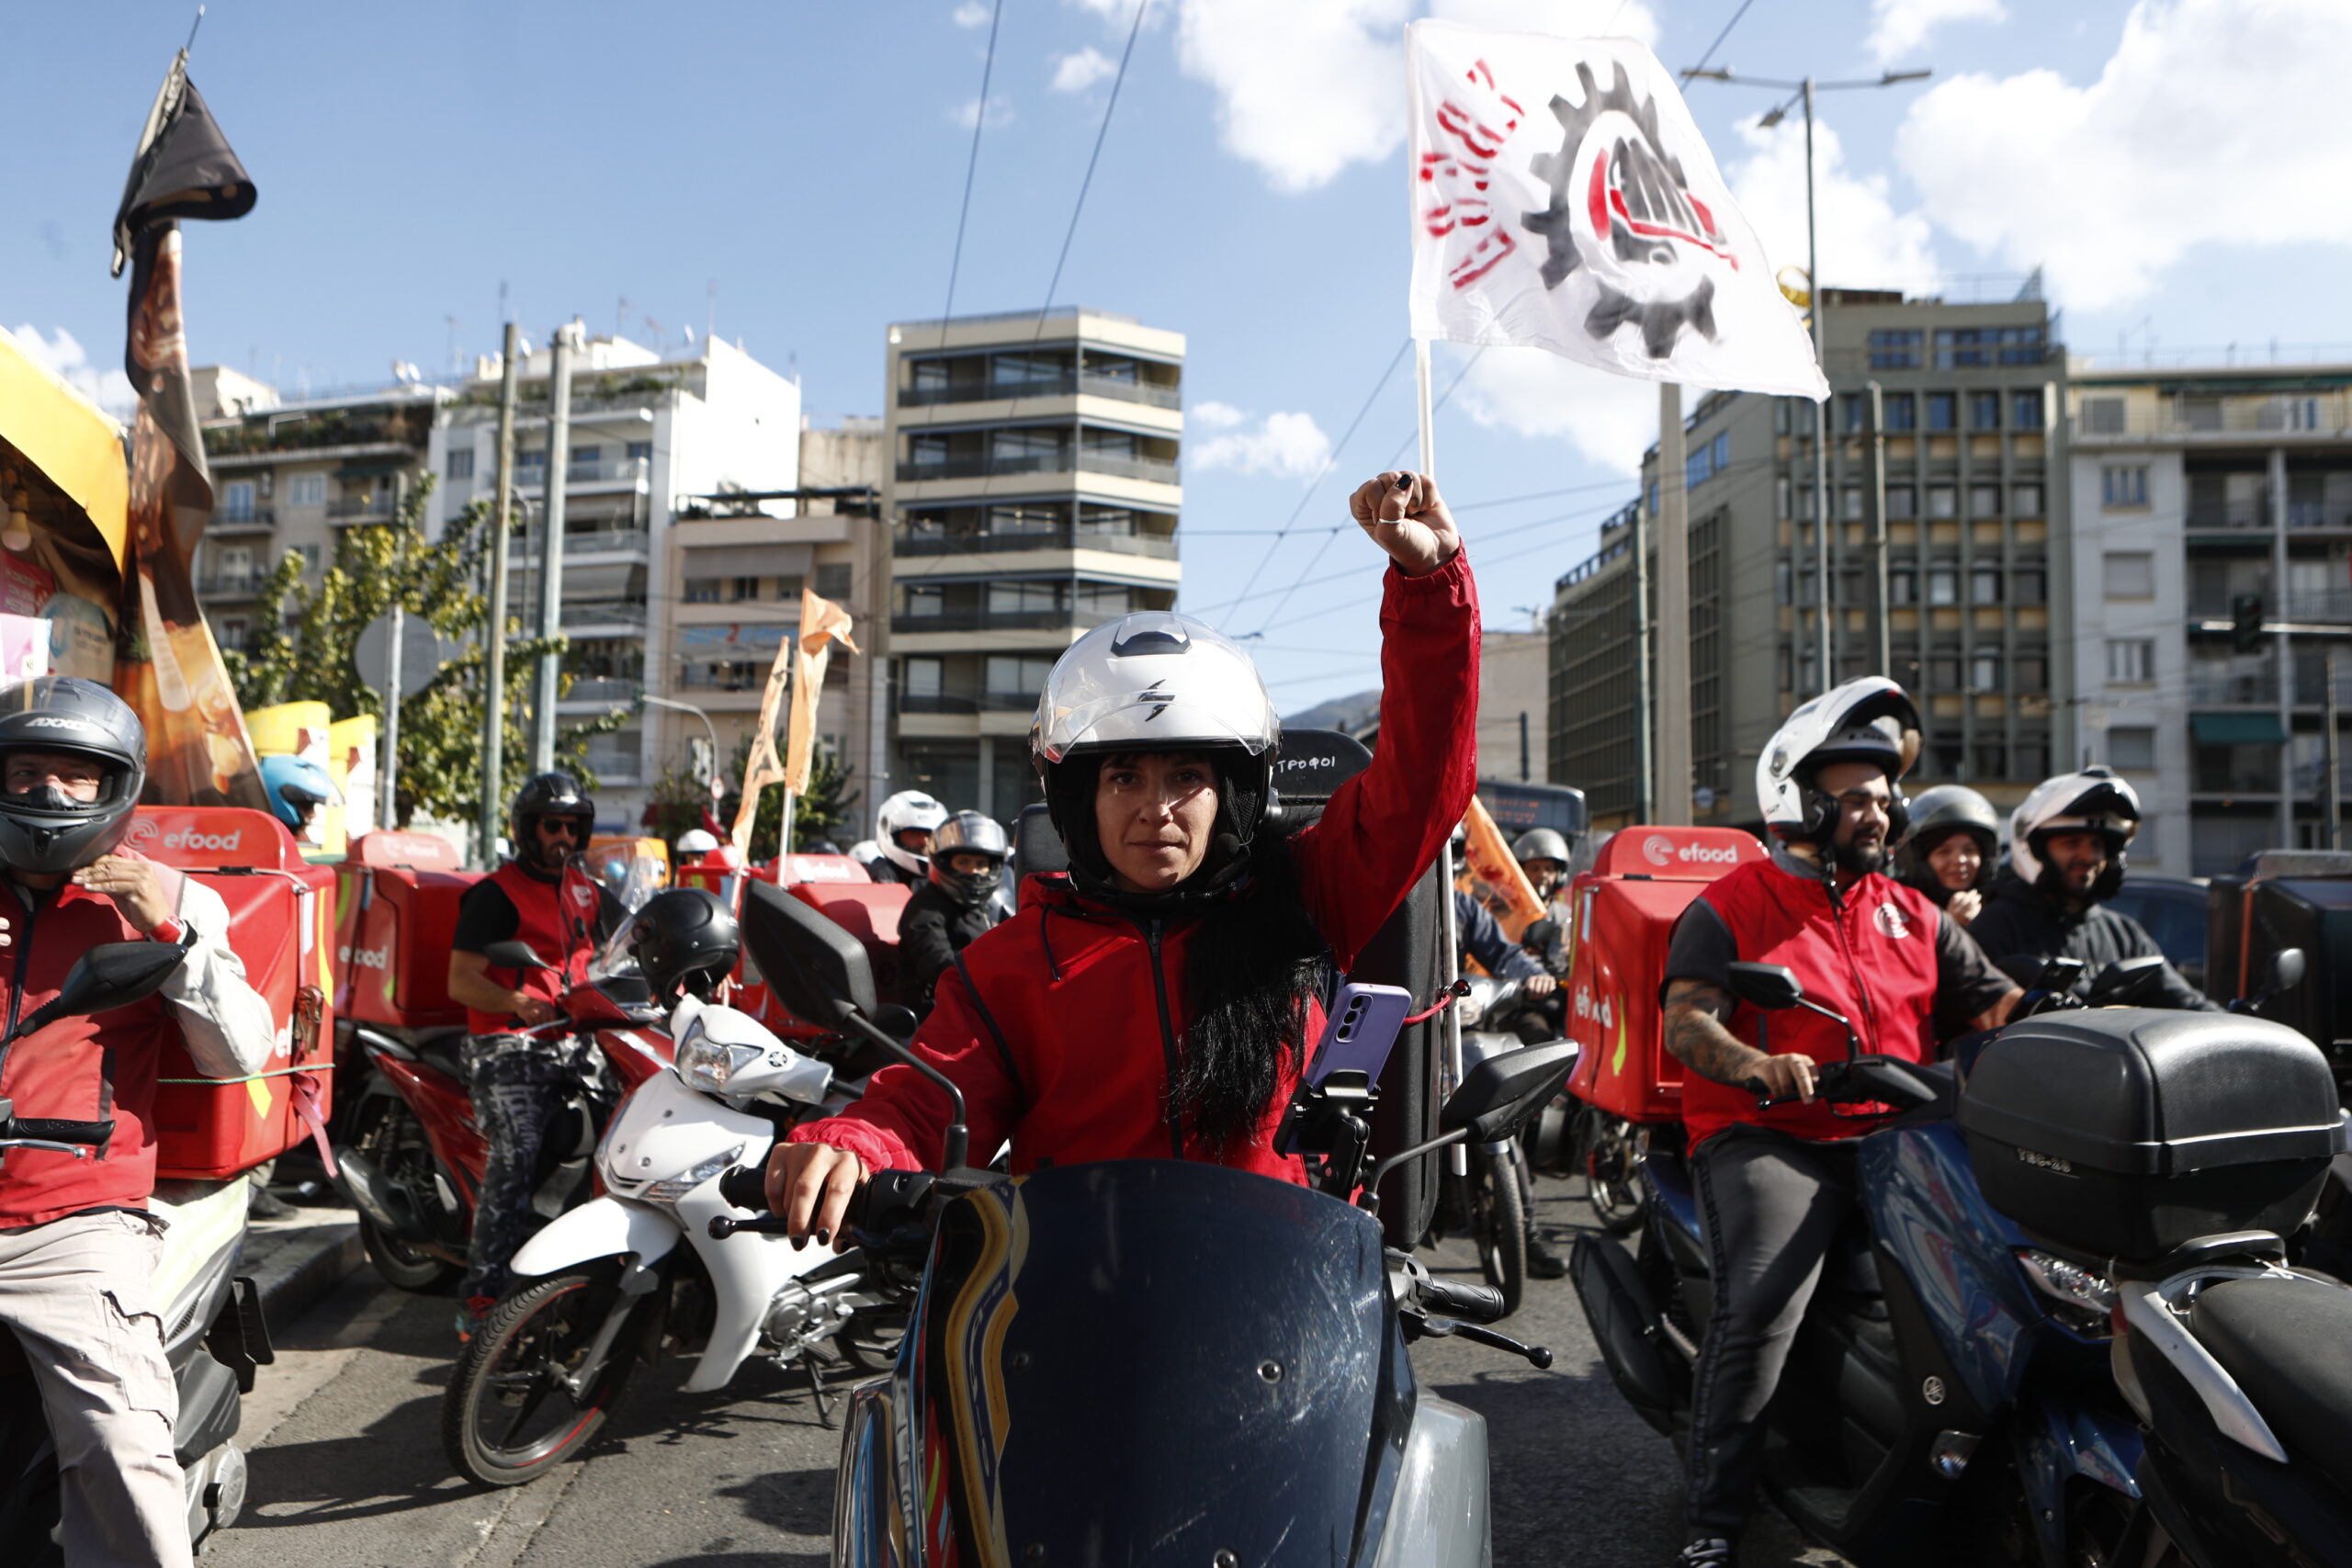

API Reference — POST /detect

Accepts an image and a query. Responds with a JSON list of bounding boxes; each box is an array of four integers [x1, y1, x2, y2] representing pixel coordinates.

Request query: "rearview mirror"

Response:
[[1724, 962, 1803, 1011], [1521, 919, 1560, 952], [12, 942, 187, 1043], [481, 940, 552, 971], [739, 879, 878, 1026], [2086, 953, 2166, 1006], [1439, 1040, 1580, 1143], [2271, 947, 2307, 992]]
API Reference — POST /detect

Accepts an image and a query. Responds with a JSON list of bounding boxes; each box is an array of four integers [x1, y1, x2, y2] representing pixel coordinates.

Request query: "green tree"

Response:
[[642, 736, 857, 859], [226, 476, 624, 829]]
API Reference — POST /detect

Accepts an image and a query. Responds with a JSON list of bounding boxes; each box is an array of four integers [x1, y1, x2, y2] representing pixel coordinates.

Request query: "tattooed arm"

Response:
[[1662, 977, 1818, 1102]]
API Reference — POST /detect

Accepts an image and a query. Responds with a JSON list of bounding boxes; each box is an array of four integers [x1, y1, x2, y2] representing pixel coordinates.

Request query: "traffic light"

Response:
[[2233, 593, 2267, 654]]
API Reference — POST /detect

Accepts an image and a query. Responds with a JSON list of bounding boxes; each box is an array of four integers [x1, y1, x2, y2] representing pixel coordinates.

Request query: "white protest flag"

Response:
[[1406, 19, 1828, 400]]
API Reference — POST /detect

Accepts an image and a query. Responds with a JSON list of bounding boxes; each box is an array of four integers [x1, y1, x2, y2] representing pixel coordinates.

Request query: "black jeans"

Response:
[[1684, 1125, 1860, 1537], [459, 1034, 575, 1303]]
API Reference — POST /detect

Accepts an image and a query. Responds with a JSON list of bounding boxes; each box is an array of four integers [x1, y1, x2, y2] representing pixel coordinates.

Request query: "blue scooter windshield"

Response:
[[915, 1161, 1410, 1565]]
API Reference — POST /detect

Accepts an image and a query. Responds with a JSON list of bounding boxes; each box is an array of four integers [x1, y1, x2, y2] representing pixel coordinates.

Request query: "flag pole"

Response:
[[1417, 334, 1469, 1192], [1655, 382, 1692, 824]]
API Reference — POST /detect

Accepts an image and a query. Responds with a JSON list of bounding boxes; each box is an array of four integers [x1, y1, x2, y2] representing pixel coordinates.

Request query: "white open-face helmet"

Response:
[[1031, 611, 1280, 895], [2010, 767, 2140, 899], [874, 789, 950, 878], [675, 827, 720, 855], [1755, 676, 1922, 844]]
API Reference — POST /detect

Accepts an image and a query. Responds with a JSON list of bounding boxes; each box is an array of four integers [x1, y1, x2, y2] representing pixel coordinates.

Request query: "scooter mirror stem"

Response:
[[840, 1009, 969, 1172], [1358, 1125, 1470, 1213], [1795, 997, 1860, 1062]]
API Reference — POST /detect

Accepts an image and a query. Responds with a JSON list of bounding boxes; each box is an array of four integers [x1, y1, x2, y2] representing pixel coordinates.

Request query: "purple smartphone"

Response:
[[1304, 982, 1415, 1088]]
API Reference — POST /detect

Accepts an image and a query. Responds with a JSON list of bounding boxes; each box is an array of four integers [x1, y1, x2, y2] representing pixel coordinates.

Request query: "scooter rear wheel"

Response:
[[353, 1099, 458, 1292], [442, 1272, 645, 1486]]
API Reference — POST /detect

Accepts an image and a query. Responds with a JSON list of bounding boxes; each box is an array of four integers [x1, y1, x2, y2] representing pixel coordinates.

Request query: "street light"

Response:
[[1684, 63, 1932, 694], [640, 694, 723, 799]]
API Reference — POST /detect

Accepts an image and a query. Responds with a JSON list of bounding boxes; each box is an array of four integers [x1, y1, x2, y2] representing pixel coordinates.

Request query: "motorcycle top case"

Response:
[[1566, 826, 1766, 1123], [1959, 1008, 2346, 1262], [333, 829, 481, 1030], [125, 808, 340, 1179], [677, 858, 908, 1039]]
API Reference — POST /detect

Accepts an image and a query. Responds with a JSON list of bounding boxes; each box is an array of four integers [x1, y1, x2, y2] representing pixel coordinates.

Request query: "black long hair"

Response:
[[1170, 815, 1330, 1152]]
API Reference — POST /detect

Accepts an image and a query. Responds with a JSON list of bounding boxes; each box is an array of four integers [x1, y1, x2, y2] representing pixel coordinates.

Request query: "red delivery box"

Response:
[[1566, 826, 1767, 1124], [682, 858, 908, 1039], [124, 808, 340, 1179], [334, 829, 481, 1031]]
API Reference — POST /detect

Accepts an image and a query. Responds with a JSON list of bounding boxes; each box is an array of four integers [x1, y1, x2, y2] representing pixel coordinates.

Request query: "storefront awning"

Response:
[[0, 328, 128, 570], [2190, 712, 2289, 746]]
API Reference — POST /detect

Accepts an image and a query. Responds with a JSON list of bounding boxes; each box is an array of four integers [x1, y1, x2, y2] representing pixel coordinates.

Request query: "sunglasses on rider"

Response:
[[537, 818, 588, 840]]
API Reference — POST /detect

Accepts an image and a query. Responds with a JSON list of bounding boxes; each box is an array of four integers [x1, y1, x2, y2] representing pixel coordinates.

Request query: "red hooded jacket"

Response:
[[789, 551, 1480, 1182]]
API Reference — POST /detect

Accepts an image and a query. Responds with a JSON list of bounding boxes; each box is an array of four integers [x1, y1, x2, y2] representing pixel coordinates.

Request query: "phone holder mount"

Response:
[[1276, 1069, 1381, 1197]]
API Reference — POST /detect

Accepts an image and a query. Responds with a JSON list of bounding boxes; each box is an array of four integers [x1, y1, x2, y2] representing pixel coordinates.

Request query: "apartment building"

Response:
[[1551, 288, 2067, 831], [195, 370, 447, 656], [879, 307, 1183, 816], [426, 331, 799, 829], [2065, 362, 2352, 874]]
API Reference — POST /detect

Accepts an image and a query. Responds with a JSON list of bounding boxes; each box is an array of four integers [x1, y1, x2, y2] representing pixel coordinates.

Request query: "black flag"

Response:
[[111, 62, 255, 277]]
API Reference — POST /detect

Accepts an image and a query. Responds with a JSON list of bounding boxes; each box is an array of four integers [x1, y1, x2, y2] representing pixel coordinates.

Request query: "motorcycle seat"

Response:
[[2187, 1276, 2352, 1496], [414, 1032, 469, 1085]]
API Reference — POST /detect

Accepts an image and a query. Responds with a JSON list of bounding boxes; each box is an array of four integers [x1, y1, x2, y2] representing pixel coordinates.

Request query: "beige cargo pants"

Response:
[[0, 1209, 189, 1568]]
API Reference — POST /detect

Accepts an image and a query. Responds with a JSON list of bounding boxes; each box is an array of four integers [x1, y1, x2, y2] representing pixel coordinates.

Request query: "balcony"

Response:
[[899, 372, 1182, 412], [514, 527, 650, 560], [897, 525, 1179, 559], [209, 506, 276, 534], [2186, 498, 2352, 531], [194, 569, 271, 599], [892, 605, 1118, 636], [560, 599, 649, 630], [2073, 395, 2352, 442], [895, 449, 1181, 486], [326, 496, 399, 525], [516, 457, 650, 491], [2187, 672, 2279, 705], [900, 691, 1040, 715]]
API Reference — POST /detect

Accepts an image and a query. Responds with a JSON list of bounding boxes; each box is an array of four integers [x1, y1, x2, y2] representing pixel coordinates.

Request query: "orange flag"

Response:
[[786, 588, 855, 794], [1464, 794, 1545, 940]]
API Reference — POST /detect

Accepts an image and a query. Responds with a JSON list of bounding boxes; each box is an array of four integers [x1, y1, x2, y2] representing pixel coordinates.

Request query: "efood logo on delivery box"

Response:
[[121, 809, 289, 868]]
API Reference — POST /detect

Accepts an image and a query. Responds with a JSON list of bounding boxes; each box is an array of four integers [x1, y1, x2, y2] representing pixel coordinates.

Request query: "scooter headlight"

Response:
[[641, 1143, 746, 1206], [2016, 1247, 2116, 1336], [678, 1033, 761, 1095]]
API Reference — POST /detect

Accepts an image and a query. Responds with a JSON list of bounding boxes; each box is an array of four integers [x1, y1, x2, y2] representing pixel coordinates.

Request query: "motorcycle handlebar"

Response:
[[718, 1163, 769, 1213], [1418, 1275, 1508, 1325]]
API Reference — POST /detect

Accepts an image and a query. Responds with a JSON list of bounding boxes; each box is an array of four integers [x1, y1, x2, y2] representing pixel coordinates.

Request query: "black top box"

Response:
[[1958, 1009, 2345, 1263]]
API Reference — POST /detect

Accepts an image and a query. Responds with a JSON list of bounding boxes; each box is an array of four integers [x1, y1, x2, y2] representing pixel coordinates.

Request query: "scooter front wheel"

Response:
[[442, 1272, 645, 1486]]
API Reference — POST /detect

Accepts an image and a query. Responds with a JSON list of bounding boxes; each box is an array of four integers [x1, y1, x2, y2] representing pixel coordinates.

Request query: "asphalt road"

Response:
[[208, 1176, 1843, 1568]]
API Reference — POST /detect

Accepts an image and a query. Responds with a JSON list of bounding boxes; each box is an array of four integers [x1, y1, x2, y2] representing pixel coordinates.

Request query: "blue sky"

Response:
[[6, 0, 2349, 714]]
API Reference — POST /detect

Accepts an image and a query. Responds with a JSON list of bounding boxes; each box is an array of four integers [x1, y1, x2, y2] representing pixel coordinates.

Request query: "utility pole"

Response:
[[379, 601, 404, 830], [1655, 384, 1692, 823], [1682, 65, 1933, 694], [2328, 650, 2343, 851], [532, 321, 579, 773], [1631, 498, 1654, 823], [1868, 381, 1892, 677], [479, 321, 521, 863]]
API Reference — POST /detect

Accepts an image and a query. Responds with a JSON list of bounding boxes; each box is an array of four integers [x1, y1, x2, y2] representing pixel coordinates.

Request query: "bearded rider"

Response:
[[0, 679, 273, 1568], [444, 773, 614, 1337], [1656, 678, 2020, 1568], [1966, 767, 2218, 1010], [765, 471, 1479, 1241]]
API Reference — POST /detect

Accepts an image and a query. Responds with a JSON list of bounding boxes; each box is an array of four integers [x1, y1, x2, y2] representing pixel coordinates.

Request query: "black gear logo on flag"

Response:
[[1522, 62, 1735, 359]]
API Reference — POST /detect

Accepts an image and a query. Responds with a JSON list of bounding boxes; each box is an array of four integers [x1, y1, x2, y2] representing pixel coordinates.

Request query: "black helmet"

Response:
[[627, 886, 740, 1005], [929, 810, 1010, 908], [1894, 785, 2000, 886], [510, 772, 594, 871], [0, 678, 148, 874]]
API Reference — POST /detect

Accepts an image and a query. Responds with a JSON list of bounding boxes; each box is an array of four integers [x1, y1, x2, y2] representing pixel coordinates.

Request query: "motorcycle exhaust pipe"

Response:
[[1568, 1235, 1686, 1436], [334, 1147, 435, 1245]]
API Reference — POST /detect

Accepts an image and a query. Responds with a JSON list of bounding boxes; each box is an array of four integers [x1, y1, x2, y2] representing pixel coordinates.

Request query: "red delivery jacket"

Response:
[[457, 861, 594, 1035], [0, 867, 276, 1227], [1669, 848, 2006, 1150], [790, 552, 1481, 1182]]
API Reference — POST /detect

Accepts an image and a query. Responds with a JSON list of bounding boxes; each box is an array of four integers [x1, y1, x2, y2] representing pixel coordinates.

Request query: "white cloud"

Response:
[[1190, 399, 1248, 428], [1170, 0, 1657, 194], [1052, 45, 1118, 93], [1455, 345, 1656, 473], [950, 95, 1016, 130], [1726, 114, 1940, 296], [1863, 0, 2004, 69], [1190, 409, 1335, 477], [953, 1, 992, 28], [1896, 0, 2352, 309], [7, 325, 136, 417]]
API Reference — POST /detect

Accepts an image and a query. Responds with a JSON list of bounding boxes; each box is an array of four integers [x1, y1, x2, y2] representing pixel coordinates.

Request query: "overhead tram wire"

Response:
[[1250, 346, 1487, 634], [1680, 0, 1758, 83], [938, 0, 1006, 339], [1034, 0, 1151, 327], [1179, 478, 1639, 535], [1199, 338, 1411, 618]]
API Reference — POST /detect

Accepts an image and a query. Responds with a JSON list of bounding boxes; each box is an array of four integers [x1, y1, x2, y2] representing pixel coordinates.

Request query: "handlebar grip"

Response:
[[718, 1163, 771, 1213], [1419, 1275, 1508, 1325], [3, 1118, 113, 1150]]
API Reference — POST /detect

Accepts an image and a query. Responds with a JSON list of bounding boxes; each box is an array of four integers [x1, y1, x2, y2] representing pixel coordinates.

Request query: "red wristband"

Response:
[[149, 916, 187, 946]]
